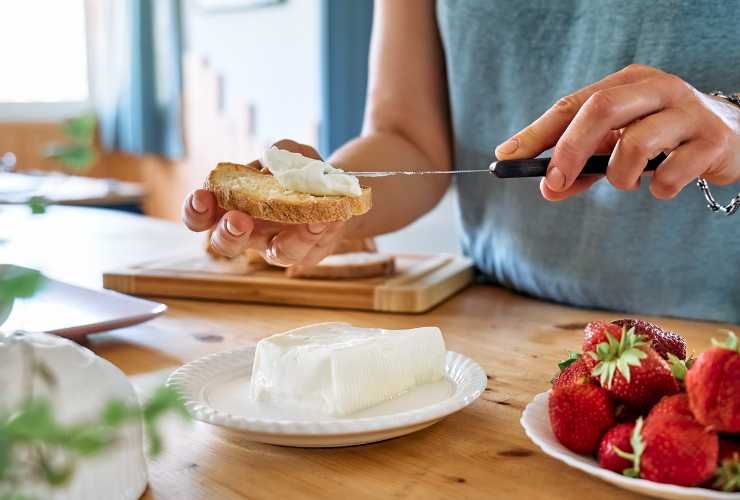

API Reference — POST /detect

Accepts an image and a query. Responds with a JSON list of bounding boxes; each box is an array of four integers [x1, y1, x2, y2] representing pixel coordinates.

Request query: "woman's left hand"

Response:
[[494, 64, 740, 201]]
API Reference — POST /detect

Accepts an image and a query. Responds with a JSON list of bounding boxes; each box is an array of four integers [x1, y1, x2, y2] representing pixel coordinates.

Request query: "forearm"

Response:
[[329, 131, 450, 239]]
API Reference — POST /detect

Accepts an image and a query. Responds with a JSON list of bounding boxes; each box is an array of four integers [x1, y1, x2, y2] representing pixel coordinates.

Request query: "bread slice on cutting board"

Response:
[[205, 161, 372, 224], [286, 252, 395, 279]]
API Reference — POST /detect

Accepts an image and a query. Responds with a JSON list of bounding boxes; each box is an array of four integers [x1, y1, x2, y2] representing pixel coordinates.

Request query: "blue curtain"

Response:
[[99, 0, 184, 159], [320, 0, 373, 157]]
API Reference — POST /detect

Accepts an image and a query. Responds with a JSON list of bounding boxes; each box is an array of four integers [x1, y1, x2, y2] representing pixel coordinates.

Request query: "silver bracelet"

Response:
[[696, 91, 740, 216]]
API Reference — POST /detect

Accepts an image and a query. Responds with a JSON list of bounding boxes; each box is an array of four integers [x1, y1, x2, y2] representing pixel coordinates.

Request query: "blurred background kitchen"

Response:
[[0, 0, 460, 253]]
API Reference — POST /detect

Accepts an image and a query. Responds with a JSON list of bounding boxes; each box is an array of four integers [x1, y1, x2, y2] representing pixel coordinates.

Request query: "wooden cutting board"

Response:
[[103, 253, 474, 313]]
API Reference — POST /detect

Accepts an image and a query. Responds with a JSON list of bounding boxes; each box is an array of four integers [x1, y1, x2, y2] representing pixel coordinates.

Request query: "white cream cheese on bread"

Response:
[[249, 322, 446, 416], [261, 147, 362, 197]]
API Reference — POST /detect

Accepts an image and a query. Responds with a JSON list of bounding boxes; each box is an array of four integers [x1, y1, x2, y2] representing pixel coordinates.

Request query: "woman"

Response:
[[183, 1, 740, 323]]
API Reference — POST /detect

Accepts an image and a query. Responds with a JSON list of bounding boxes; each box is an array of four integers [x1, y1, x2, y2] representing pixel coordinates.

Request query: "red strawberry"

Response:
[[598, 423, 635, 473], [548, 382, 616, 454], [686, 331, 740, 433], [713, 439, 740, 491], [589, 327, 680, 410], [647, 394, 695, 423], [552, 356, 592, 389], [617, 416, 719, 487], [611, 319, 687, 360]]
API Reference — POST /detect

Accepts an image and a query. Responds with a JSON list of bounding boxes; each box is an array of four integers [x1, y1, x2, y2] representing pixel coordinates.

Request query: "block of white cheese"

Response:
[[249, 323, 447, 416]]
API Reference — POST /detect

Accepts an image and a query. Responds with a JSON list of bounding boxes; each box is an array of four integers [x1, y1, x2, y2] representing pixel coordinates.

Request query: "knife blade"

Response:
[[341, 153, 667, 178]]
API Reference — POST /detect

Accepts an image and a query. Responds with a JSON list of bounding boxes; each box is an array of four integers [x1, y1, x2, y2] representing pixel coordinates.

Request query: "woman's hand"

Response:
[[181, 140, 346, 266], [495, 64, 740, 201]]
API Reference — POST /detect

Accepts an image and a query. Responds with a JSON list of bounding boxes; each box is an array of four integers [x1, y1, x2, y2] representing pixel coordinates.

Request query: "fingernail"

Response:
[[225, 218, 245, 236], [496, 138, 519, 155], [307, 223, 327, 235], [546, 165, 566, 191], [191, 194, 207, 214]]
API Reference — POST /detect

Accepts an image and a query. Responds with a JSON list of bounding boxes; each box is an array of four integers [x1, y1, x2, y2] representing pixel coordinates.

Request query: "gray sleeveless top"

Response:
[[436, 0, 740, 323]]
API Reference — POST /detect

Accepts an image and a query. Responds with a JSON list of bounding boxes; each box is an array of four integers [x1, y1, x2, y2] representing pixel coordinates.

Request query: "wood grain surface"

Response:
[[1, 206, 736, 500], [103, 253, 473, 313]]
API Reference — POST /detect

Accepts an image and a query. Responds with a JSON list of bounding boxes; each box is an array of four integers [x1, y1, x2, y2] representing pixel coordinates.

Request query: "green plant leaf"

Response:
[[0, 427, 10, 481], [143, 386, 189, 421], [28, 196, 48, 215], [61, 114, 96, 144], [101, 400, 136, 427], [5, 400, 56, 440], [44, 144, 96, 171], [65, 425, 116, 456], [145, 420, 162, 457], [0, 267, 45, 302], [38, 452, 75, 486]]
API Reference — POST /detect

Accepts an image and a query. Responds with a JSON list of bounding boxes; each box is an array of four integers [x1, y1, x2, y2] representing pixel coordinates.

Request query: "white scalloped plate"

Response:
[[167, 347, 486, 447], [521, 391, 736, 499]]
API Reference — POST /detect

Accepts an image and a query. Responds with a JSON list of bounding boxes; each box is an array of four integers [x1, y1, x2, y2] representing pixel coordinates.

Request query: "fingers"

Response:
[[607, 108, 695, 190], [547, 78, 676, 190], [494, 65, 647, 160], [301, 223, 346, 266], [182, 189, 224, 232], [650, 139, 722, 199], [272, 139, 322, 160], [208, 211, 255, 258], [539, 176, 601, 201], [263, 222, 340, 267]]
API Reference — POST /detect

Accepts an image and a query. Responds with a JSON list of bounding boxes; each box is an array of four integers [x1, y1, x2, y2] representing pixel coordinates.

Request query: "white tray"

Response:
[[168, 347, 486, 447]]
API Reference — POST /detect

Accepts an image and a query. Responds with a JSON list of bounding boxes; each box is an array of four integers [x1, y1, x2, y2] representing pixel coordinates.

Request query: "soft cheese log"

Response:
[[249, 323, 447, 416]]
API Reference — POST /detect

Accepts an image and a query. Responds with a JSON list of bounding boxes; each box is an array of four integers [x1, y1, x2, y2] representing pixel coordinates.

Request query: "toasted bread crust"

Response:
[[205, 162, 372, 224]]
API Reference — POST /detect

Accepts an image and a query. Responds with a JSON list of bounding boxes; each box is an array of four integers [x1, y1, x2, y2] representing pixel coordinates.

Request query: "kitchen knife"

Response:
[[342, 153, 667, 178]]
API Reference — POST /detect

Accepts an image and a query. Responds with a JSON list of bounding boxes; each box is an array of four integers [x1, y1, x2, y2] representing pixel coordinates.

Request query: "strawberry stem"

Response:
[[615, 417, 645, 478], [711, 331, 739, 353]]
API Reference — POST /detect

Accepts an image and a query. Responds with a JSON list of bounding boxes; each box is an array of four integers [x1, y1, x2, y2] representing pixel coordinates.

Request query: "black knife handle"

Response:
[[490, 153, 667, 178]]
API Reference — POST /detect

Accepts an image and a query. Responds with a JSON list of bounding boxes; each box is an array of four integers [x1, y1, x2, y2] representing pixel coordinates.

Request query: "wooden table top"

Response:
[[1, 206, 736, 500]]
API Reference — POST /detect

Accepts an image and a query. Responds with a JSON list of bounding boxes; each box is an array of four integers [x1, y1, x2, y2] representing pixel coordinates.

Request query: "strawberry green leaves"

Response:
[[711, 331, 739, 353], [590, 327, 647, 388], [667, 353, 688, 382], [558, 351, 581, 371], [613, 417, 645, 478], [714, 453, 740, 492]]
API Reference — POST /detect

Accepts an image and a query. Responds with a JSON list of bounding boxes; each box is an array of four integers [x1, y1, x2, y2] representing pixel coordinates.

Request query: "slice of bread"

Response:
[[286, 252, 395, 279], [205, 161, 372, 224]]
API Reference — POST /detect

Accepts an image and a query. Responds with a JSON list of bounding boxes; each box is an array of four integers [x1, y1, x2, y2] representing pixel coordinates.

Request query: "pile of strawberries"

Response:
[[548, 319, 739, 491]]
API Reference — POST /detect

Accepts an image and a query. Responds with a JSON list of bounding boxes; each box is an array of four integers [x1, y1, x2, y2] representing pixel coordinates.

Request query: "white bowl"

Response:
[[521, 391, 736, 500]]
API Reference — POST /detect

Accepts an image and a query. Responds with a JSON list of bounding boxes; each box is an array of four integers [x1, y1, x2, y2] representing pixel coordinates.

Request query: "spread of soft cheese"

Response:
[[249, 322, 446, 416], [261, 146, 362, 197]]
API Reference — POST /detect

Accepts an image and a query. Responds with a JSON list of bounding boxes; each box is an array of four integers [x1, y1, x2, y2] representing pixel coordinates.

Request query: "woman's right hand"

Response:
[[181, 140, 347, 267]]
